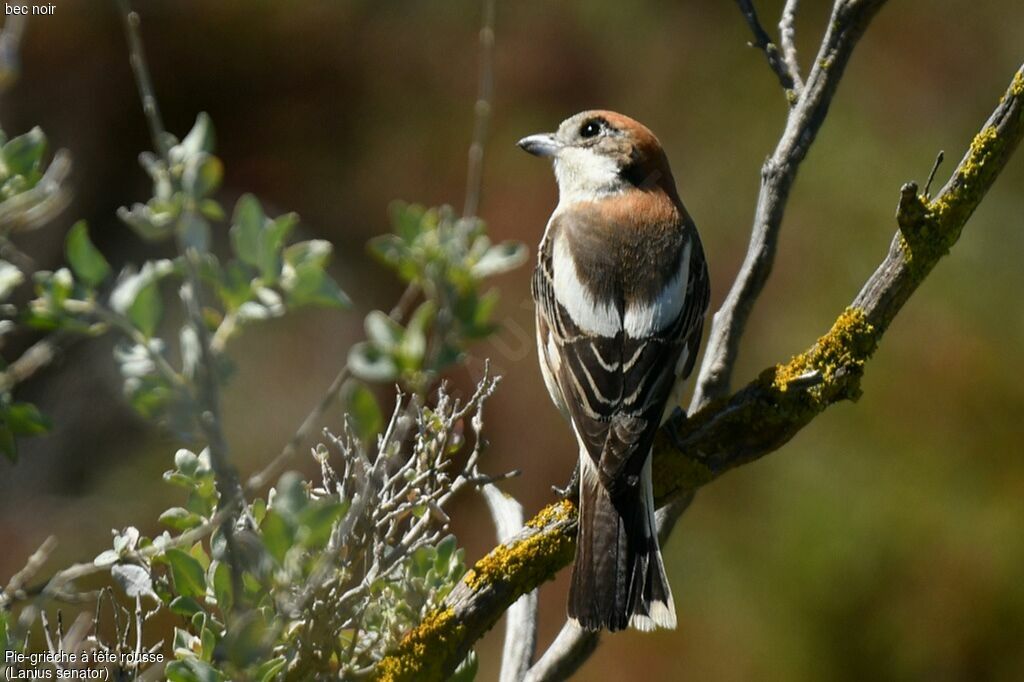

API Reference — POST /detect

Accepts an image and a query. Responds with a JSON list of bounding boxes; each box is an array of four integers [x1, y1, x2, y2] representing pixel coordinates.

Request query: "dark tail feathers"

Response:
[[568, 466, 676, 631]]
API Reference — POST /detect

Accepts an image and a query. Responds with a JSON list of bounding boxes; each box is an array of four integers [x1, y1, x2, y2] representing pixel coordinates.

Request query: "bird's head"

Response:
[[518, 110, 679, 205]]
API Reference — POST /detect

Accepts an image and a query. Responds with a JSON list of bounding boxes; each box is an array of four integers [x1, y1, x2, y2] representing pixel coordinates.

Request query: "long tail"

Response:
[[568, 457, 677, 632]]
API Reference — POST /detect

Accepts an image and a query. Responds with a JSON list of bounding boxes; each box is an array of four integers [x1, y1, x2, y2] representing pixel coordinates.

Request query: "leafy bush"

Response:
[[0, 109, 522, 681]]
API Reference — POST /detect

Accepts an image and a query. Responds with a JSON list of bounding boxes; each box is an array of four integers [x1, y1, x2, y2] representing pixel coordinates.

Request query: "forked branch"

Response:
[[370, 61, 1024, 682]]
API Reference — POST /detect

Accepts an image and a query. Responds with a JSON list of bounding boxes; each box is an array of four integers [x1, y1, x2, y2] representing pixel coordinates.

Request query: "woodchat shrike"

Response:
[[519, 110, 710, 631]]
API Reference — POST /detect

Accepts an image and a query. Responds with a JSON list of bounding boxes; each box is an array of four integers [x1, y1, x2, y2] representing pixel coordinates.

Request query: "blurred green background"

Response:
[[2, 1, 1023, 680]]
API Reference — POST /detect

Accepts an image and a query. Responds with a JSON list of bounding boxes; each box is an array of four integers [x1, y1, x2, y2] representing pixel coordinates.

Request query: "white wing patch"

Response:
[[623, 239, 691, 338], [552, 234, 621, 337]]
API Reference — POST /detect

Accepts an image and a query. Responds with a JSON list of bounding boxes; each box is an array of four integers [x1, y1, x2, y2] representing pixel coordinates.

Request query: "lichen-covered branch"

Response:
[[692, 0, 888, 409], [370, 62, 1024, 682]]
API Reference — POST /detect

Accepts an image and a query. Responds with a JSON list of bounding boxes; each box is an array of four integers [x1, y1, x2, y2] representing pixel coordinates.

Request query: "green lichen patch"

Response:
[[371, 608, 465, 682]]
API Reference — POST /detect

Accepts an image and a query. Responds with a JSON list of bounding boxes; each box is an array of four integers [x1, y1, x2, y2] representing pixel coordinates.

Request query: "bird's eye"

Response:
[[579, 120, 602, 139]]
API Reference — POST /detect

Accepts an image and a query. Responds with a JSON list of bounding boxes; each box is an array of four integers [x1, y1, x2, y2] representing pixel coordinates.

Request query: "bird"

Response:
[[518, 110, 709, 632]]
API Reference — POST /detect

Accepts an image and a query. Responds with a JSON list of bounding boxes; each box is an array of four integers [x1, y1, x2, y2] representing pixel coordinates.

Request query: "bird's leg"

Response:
[[551, 461, 580, 501]]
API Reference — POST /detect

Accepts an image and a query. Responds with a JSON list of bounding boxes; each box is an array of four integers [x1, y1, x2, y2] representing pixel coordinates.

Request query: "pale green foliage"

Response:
[[1, 108, 520, 681]]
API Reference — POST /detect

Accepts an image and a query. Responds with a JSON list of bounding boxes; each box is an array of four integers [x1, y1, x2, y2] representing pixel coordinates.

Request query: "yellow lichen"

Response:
[[773, 307, 876, 392], [526, 499, 575, 529], [463, 501, 576, 591], [371, 609, 464, 682]]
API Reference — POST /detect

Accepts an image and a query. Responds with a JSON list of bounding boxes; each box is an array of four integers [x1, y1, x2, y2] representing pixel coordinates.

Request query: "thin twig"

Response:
[[734, 0, 798, 95], [779, 0, 803, 91], [115, 0, 169, 160], [0, 335, 63, 393], [923, 150, 944, 198], [462, 0, 496, 219], [3, 536, 57, 599], [691, 0, 888, 411]]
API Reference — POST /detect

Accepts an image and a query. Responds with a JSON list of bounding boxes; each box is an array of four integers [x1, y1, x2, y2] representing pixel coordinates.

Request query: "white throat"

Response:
[[554, 147, 624, 208]]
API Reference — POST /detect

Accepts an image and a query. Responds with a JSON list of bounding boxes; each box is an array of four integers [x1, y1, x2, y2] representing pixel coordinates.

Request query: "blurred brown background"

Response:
[[2, 1, 1023, 680]]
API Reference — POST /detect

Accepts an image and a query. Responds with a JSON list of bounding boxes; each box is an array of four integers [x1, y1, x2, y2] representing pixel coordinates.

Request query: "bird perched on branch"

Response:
[[519, 111, 709, 631]]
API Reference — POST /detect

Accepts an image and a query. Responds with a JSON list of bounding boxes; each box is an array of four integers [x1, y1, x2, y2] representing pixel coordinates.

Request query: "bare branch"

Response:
[[779, 0, 803, 90], [462, 0, 496, 219], [734, 0, 799, 96], [692, 0, 888, 410], [115, 0, 169, 160], [481, 484, 537, 682], [0, 335, 63, 393], [370, 61, 1024, 682]]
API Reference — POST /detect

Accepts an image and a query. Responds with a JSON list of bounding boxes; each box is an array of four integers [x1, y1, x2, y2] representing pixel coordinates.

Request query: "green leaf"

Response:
[[297, 500, 348, 549], [259, 510, 292, 564], [128, 279, 162, 338], [364, 311, 403, 351], [400, 301, 435, 369], [159, 507, 204, 531], [230, 194, 265, 267], [166, 548, 206, 599], [343, 381, 383, 443], [65, 221, 111, 287], [110, 260, 174, 335], [210, 560, 234, 613], [169, 595, 204, 617], [0, 259, 24, 299], [180, 112, 216, 158], [175, 448, 200, 476], [166, 658, 224, 682], [200, 627, 217, 662], [281, 264, 350, 309], [284, 239, 333, 270], [274, 471, 307, 519], [118, 203, 177, 241], [258, 213, 298, 283], [435, 535, 457, 573], [199, 198, 225, 221], [471, 241, 528, 278], [256, 657, 286, 682], [389, 200, 426, 242], [2, 126, 46, 177], [182, 154, 223, 199], [3, 402, 51, 436], [347, 341, 398, 383]]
